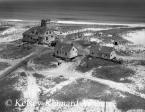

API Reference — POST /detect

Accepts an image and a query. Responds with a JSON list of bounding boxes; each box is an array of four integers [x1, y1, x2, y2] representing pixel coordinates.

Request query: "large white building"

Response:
[[22, 19, 65, 45]]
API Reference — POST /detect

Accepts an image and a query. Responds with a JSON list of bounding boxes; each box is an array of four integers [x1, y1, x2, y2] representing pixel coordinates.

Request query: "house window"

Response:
[[51, 35, 53, 38], [65, 52, 67, 56], [46, 37, 48, 40], [32, 31, 35, 34], [56, 50, 58, 54]]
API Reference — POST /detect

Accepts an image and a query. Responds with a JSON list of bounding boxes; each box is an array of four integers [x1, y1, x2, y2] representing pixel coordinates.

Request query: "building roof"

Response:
[[23, 25, 61, 36], [101, 46, 113, 53], [55, 42, 75, 53], [90, 44, 101, 51], [115, 50, 132, 56], [90, 44, 113, 54]]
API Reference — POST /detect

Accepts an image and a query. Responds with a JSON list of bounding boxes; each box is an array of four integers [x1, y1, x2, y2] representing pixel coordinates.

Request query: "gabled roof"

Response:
[[55, 42, 75, 53], [23, 26, 38, 35], [90, 44, 101, 51], [101, 46, 113, 53], [90, 44, 113, 54]]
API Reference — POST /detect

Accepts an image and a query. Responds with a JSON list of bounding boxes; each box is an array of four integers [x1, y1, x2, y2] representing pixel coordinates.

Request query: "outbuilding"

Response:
[[90, 44, 114, 59]]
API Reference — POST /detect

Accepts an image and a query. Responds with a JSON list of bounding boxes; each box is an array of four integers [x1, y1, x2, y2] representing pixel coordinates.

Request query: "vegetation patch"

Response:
[[133, 60, 145, 66], [33, 53, 58, 68], [50, 76, 67, 84], [33, 73, 45, 79], [76, 56, 118, 72], [0, 75, 22, 112], [116, 94, 145, 111], [0, 26, 9, 32], [52, 78, 108, 102], [0, 62, 10, 71], [49, 78, 145, 111], [0, 90, 22, 112], [0, 44, 34, 59], [92, 65, 135, 82], [34, 74, 67, 90]]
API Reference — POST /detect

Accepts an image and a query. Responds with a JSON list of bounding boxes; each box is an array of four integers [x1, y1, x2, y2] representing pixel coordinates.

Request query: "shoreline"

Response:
[[1, 18, 145, 27]]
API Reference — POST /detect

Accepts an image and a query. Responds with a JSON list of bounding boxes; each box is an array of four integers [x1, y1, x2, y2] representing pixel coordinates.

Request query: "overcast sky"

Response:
[[0, 0, 145, 23]]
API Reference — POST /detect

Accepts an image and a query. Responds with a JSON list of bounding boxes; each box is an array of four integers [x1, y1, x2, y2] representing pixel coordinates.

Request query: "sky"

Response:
[[0, 0, 145, 23]]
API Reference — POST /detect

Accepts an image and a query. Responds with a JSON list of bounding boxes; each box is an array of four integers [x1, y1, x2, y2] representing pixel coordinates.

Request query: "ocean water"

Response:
[[0, 1, 145, 24]]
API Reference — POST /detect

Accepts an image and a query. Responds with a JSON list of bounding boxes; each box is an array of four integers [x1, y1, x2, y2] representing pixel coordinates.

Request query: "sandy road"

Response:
[[0, 58, 22, 65], [22, 73, 40, 112]]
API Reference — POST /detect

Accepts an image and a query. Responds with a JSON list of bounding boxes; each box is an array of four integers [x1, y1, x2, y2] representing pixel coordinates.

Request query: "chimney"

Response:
[[41, 19, 47, 27], [113, 41, 118, 46]]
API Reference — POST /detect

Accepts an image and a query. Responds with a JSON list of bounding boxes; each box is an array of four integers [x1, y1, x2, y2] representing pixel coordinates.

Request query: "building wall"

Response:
[[22, 34, 38, 43], [101, 52, 111, 59], [43, 30, 64, 44], [90, 48, 100, 57], [23, 25, 64, 44], [90, 50, 99, 57], [69, 47, 78, 58], [90, 48, 111, 59], [54, 46, 78, 59], [54, 49, 69, 58], [110, 51, 117, 59]]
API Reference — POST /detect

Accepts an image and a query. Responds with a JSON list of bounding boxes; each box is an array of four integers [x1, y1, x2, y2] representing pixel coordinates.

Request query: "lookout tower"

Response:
[[40, 19, 59, 29]]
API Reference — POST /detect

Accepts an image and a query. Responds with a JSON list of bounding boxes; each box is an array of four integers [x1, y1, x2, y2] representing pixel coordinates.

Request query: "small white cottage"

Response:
[[54, 42, 78, 59]]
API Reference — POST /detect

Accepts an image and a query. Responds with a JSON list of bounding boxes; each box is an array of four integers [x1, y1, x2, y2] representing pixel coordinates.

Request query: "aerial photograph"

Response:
[[0, 0, 145, 112]]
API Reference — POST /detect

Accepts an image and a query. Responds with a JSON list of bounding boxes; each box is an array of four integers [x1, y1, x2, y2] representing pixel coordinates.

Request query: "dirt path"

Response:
[[43, 78, 76, 96], [0, 58, 22, 65], [23, 73, 40, 112]]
